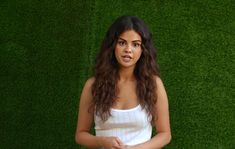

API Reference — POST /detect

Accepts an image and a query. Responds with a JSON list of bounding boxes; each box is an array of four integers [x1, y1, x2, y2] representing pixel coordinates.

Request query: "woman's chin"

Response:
[[119, 63, 136, 69]]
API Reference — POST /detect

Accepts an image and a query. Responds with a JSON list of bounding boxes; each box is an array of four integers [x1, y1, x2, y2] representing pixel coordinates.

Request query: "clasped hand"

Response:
[[102, 137, 136, 149]]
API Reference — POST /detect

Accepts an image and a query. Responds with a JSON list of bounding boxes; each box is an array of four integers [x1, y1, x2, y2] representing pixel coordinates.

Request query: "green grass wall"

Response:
[[1, 0, 234, 148]]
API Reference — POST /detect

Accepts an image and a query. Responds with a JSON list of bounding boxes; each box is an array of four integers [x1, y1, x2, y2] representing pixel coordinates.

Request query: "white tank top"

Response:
[[94, 104, 152, 146]]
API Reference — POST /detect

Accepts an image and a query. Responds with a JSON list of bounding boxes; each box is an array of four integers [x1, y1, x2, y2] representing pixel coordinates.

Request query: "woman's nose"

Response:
[[124, 44, 132, 53]]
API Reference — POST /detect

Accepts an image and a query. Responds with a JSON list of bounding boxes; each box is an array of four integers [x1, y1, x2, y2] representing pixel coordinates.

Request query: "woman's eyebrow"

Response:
[[118, 37, 141, 42], [118, 37, 126, 41], [132, 40, 141, 43]]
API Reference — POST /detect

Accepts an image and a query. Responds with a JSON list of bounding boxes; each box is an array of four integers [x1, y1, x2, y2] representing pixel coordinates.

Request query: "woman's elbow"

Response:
[[75, 133, 81, 144], [166, 132, 172, 144]]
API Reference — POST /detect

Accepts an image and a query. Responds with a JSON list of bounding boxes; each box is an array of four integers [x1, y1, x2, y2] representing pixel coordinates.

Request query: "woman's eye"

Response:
[[133, 43, 141, 48], [118, 41, 125, 46]]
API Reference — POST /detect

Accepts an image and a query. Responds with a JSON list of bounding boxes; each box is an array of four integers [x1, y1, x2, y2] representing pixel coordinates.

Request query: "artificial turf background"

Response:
[[1, 0, 234, 148]]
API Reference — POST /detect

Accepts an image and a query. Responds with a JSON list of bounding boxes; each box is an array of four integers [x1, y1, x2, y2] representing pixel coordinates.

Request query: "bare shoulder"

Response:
[[84, 77, 95, 89], [153, 75, 168, 101], [154, 75, 165, 88], [81, 77, 95, 94], [80, 77, 95, 104]]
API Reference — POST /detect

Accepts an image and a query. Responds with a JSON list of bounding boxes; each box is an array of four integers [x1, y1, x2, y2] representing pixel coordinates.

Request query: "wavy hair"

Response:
[[90, 16, 161, 123]]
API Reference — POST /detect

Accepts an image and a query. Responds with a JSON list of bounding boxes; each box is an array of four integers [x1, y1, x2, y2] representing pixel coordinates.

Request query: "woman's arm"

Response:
[[129, 76, 171, 149], [75, 78, 125, 149]]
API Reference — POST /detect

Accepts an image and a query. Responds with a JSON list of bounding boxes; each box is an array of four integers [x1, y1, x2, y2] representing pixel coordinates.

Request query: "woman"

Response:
[[75, 15, 171, 149]]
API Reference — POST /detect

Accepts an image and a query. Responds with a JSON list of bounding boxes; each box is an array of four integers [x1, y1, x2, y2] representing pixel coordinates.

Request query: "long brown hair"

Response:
[[90, 16, 161, 123]]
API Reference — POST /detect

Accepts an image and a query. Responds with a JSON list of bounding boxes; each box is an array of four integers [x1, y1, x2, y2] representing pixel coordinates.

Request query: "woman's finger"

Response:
[[115, 137, 124, 146]]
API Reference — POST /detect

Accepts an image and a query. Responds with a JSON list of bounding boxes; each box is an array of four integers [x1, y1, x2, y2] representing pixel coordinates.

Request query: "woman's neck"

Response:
[[118, 67, 135, 82]]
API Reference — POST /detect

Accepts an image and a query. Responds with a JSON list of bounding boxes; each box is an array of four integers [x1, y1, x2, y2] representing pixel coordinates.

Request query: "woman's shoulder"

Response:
[[80, 77, 95, 102], [153, 75, 165, 89], [86, 77, 95, 84], [153, 75, 162, 83], [84, 77, 95, 88]]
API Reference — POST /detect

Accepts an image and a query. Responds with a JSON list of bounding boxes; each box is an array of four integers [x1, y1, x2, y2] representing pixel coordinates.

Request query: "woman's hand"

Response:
[[101, 137, 126, 149], [124, 145, 137, 149]]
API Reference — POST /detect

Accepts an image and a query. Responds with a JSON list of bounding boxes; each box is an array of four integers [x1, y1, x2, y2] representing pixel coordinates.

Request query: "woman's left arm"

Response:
[[129, 76, 171, 149]]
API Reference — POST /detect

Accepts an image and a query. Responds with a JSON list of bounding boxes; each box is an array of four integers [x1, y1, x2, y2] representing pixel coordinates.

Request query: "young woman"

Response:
[[75, 16, 171, 149]]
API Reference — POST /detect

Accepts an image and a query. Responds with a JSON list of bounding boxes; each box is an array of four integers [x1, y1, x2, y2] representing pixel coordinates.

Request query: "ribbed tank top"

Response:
[[94, 104, 152, 146]]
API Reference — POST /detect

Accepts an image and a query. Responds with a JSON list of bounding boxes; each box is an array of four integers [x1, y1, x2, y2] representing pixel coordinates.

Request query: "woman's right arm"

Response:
[[75, 78, 124, 149]]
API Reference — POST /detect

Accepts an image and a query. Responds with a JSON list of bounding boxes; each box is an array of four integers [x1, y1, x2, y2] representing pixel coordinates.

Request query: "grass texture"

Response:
[[0, 0, 234, 148]]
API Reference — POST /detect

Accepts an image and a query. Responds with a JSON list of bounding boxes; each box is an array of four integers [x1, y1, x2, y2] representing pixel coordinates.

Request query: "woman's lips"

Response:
[[121, 55, 132, 62]]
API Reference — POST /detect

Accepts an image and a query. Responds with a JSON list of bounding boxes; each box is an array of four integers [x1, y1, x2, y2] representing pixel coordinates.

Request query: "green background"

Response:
[[1, 0, 234, 148]]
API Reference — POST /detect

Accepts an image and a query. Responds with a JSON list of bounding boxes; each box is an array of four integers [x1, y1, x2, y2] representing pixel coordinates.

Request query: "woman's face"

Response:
[[115, 30, 142, 69]]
